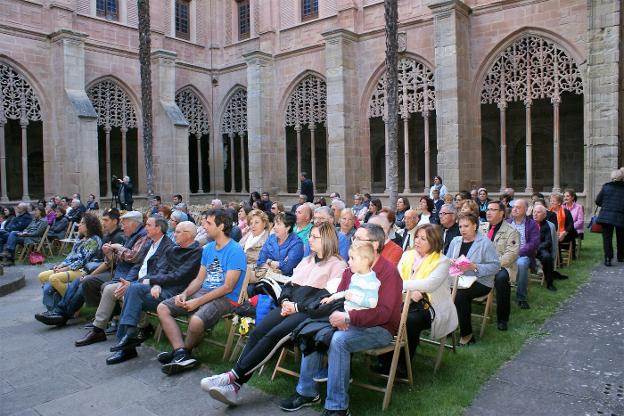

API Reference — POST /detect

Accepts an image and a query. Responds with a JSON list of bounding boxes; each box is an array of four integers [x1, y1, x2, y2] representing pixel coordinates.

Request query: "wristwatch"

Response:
[[344, 312, 351, 325]]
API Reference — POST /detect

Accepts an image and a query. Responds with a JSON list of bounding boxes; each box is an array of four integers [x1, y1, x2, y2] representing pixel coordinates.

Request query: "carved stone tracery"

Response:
[[0, 63, 42, 123], [480, 35, 583, 107], [221, 88, 247, 135], [285, 74, 327, 127], [175, 87, 210, 136], [368, 57, 436, 119], [87, 80, 137, 129]]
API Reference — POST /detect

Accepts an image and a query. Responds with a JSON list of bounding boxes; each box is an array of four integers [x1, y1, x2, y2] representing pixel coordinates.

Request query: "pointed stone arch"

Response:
[[220, 86, 248, 193], [477, 32, 584, 193], [0, 61, 45, 201], [283, 72, 327, 193], [176, 86, 211, 193], [366, 56, 437, 194], [87, 78, 140, 198]]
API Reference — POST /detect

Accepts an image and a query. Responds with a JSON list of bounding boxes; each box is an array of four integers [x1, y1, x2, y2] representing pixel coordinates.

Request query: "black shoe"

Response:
[[75, 329, 106, 347], [618, 258, 624, 263], [157, 350, 174, 364], [547, 284, 557, 292], [105, 319, 119, 335], [518, 301, 530, 310], [553, 272, 569, 280], [35, 311, 68, 326], [279, 393, 321, 412], [136, 323, 155, 342], [161, 349, 198, 375], [2, 258, 14, 266], [110, 334, 143, 352], [605, 258, 612, 267], [369, 361, 407, 378], [321, 409, 351, 416], [497, 322, 508, 331], [106, 348, 138, 365]]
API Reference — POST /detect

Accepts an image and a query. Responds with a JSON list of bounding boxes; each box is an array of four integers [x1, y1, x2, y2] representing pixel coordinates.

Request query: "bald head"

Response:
[[404, 209, 418, 230], [174, 221, 197, 247], [368, 215, 390, 239]]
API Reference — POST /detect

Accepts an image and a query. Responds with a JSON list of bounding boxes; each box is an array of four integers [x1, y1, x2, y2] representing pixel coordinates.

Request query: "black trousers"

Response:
[[601, 223, 624, 261], [536, 249, 554, 286], [494, 269, 510, 324], [379, 303, 432, 369], [455, 282, 491, 337], [233, 307, 308, 384]]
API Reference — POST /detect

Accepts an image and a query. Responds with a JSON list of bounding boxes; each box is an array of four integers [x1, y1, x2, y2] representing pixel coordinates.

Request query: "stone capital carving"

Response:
[[48, 29, 89, 44], [243, 51, 274, 67], [321, 28, 358, 44], [428, 0, 471, 18]]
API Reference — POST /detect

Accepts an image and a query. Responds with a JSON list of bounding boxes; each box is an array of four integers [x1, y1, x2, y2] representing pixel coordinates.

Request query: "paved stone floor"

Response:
[[467, 262, 624, 416], [0, 264, 317, 416]]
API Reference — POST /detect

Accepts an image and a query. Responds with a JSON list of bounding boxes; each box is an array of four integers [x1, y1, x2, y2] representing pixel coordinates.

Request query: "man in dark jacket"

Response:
[[439, 204, 460, 255], [533, 205, 556, 290], [118, 176, 134, 210], [106, 220, 202, 364], [596, 172, 624, 265], [0, 203, 32, 252], [300, 172, 314, 203]]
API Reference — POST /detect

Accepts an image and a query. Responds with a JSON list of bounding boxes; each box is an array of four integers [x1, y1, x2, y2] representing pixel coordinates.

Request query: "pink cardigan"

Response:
[[565, 202, 584, 235]]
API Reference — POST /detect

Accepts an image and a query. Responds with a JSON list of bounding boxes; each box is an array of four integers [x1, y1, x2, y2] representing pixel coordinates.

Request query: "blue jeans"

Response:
[[42, 282, 61, 311], [116, 282, 166, 340], [296, 326, 393, 411], [6, 231, 23, 253], [515, 256, 531, 302]]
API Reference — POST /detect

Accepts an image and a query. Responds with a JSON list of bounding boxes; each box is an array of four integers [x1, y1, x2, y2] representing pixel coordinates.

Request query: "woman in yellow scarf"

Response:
[[373, 224, 458, 376]]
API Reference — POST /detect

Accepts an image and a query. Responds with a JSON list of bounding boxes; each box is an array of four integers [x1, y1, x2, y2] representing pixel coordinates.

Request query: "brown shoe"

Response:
[[75, 329, 106, 347]]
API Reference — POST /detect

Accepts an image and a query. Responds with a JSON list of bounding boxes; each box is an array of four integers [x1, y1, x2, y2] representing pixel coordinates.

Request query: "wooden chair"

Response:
[[471, 289, 494, 338], [558, 241, 573, 268], [271, 342, 301, 380], [352, 291, 414, 411], [419, 275, 459, 374], [17, 226, 53, 263]]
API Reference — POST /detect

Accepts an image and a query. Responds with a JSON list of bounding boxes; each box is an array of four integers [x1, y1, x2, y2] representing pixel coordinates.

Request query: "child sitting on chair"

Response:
[[321, 240, 380, 311]]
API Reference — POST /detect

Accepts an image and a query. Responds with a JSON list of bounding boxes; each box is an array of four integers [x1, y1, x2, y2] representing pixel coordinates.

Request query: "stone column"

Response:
[[150, 49, 190, 200], [309, 123, 317, 194], [552, 98, 561, 193], [49, 29, 99, 199], [0, 117, 7, 202], [244, 51, 279, 194], [429, 0, 473, 192], [240, 132, 247, 193], [499, 104, 507, 191], [121, 126, 128, 178], [423, 112, 431, 194], [229, 132, 236, 192], [105, 125, 112, 198], [295, 124, 302, 193], [322, 29, 360, 199], [196, 135, 204, 193], [586, 0, 621, 210], [19, 118, 30, 201], [525, 102, 533, 193], [402, 114, 411, 194]]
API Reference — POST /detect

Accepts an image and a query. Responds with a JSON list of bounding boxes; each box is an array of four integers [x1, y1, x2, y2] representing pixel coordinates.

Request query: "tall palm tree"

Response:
[[384, 0, 399, 209], [138, 0, 154, 196]]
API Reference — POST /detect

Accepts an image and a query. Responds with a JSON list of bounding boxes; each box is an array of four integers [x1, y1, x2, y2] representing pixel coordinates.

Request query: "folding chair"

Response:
[[352, 291, 414, 411], [419, 275, 459, 374], [57, 222, 78, 255], [271, 343, 301, 380], [471, 290, 494, 338], [558, 241, 573, 267], [17, 226, 52, 263], [222, 271, 252, 360]]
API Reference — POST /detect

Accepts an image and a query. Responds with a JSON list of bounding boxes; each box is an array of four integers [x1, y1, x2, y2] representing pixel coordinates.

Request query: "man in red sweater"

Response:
[[368, 215, 403, 266], [279, 223, 403, 416]]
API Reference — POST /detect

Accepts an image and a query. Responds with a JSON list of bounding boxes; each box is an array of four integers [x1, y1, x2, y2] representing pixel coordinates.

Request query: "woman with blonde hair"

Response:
[[203, 221, 347, 405], [239, 209, 270, 283]]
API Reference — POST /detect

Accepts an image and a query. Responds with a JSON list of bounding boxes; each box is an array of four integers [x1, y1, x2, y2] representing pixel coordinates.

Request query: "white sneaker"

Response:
[[200, 372, 232, 392], [209, 384, 241, 406]]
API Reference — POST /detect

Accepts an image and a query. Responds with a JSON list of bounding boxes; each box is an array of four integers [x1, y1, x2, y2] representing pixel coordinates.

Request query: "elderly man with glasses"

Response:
[[438, 204, 460, 255]]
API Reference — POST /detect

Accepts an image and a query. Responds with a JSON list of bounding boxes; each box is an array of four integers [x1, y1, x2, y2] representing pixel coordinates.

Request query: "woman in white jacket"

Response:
[[375, 223, 458, 375]]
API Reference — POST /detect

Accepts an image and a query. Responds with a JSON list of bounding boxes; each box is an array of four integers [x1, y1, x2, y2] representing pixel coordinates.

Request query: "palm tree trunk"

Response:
[[138, 0, 154, 196], [384, 0, 399, 209]]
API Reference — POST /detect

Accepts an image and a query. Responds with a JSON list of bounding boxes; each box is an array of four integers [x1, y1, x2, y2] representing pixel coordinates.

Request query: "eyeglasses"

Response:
[[351, 236, 374, 242], [439, 212, 453, 216], [308, 234, 321, 240]]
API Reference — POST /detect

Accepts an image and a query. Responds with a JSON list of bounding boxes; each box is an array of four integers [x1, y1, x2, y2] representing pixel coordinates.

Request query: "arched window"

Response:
[[368, 57, 437, 193], [221, 88, 248, 193], [480, 35, 583, 193], [284, 74, 327, 193], [0, 63, 43, 201], [176, 87, 210, 193], [87, 79, 139, 197]]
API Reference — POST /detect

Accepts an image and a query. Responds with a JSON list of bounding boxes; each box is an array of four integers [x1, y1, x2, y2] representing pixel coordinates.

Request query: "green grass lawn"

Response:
[[146, 233, 602, 415]]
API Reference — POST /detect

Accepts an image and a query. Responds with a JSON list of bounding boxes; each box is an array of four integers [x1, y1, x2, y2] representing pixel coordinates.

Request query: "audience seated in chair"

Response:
[[1, 207, 49, 265]]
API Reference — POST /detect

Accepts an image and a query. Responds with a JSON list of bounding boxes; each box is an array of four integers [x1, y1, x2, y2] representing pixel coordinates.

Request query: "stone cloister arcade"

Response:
[[0, 30, 601, 207]]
